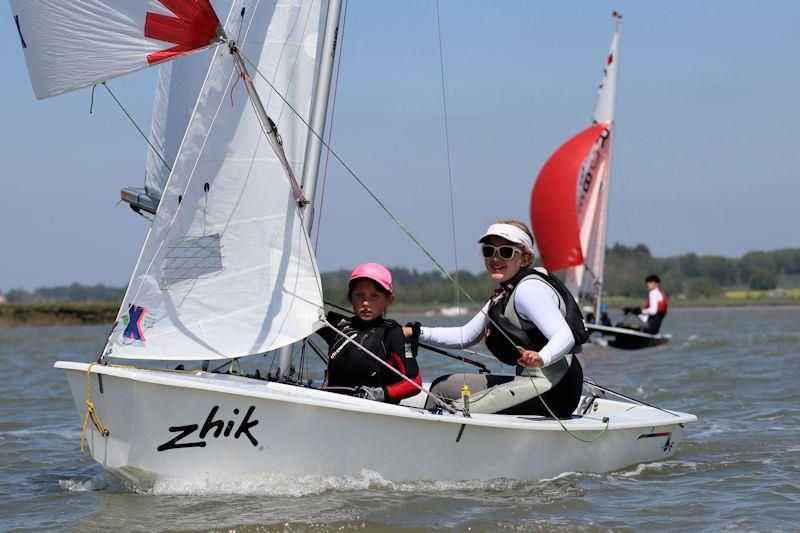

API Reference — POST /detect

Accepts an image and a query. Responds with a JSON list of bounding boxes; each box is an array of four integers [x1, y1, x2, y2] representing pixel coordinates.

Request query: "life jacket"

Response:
[[325, 316, 413, 389], [485, 266, 589, 368], [646, 288, 668, 316]]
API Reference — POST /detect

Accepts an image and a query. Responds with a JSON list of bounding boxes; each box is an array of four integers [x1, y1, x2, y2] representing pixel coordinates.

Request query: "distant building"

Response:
[[0, 291, 7, 304]]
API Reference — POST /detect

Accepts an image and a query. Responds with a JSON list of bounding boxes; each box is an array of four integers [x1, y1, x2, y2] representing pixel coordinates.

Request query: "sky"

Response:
[[1, 1, 798, 290]]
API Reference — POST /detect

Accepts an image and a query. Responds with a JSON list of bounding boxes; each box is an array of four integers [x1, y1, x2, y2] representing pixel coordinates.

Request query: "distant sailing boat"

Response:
[[530, 13, 668, 350], [12, 2, 691, 486]]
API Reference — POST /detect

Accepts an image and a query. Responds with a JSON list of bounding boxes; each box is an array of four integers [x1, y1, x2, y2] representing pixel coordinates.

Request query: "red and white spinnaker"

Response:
[[530, 13, 621, 314], [11, 0, 222, 99]]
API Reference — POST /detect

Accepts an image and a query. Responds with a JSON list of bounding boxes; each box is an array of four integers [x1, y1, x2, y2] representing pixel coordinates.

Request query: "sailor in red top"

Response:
[[640, 274, 668, 334]]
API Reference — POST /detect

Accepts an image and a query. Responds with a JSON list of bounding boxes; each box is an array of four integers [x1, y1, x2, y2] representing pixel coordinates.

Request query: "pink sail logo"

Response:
[[144, 0, 220, 65], [123, 304, 148, 343]]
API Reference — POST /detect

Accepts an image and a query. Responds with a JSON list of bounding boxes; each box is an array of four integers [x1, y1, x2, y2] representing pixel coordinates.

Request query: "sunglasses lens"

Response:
[[498, 246, 516, 259], [481, 245, 495, 258]]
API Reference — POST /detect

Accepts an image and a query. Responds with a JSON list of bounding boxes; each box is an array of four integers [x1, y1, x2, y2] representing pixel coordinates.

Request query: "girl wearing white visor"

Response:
[[406, 219, 586, 417]]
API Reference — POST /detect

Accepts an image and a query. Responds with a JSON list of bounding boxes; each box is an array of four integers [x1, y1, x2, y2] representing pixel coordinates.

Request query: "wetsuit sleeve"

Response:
[[641, 289, 661, 316], [419, 303, 490, 348], [316, 311, 348, 346], [514, 279, 574, 366], [382, 327, 422, 403]]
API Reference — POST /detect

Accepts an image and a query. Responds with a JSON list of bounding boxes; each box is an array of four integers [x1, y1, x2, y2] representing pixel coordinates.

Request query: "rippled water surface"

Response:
[[1, 307, 798, 531]]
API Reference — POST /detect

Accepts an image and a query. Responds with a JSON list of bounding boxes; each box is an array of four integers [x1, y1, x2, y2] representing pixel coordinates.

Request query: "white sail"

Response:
[[145, 0, 233, 201], [108, 0, 327, 360], [10, 0, 223, 100], [566, 15, 620, 309]]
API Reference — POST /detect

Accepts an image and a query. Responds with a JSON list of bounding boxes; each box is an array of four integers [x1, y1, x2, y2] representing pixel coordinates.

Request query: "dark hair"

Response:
[[347, 277, 392, 299], [645, 274, 661, 284]]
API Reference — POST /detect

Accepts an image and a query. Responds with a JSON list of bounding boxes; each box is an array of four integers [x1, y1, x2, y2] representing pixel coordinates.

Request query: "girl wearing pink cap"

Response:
[[317, 263, 422, 403]]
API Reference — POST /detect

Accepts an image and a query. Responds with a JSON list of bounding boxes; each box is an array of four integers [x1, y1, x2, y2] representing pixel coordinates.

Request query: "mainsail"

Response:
[[13, 0, 329, 360], [530, 13, 621, 312]]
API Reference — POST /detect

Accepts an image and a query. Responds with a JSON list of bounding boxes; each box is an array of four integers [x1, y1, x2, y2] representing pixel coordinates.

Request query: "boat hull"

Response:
[[587, 324, 671, 350], [57, 361, 694, 487]]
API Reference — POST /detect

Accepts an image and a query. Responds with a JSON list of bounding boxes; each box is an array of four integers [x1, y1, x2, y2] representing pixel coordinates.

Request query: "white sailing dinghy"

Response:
[[530, 13, 669, 350], [13, 1, 693, 486]]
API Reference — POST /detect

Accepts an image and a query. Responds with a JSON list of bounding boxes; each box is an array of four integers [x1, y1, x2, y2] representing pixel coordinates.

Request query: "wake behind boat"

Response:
[[11, 1, 695, 486]]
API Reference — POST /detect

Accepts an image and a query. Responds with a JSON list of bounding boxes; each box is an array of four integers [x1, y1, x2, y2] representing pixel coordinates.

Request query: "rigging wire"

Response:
[[433, 0, 466, 359], [314, 0, 350, 251], [239, 49, 607, 431], [94, 82, 172, 172]]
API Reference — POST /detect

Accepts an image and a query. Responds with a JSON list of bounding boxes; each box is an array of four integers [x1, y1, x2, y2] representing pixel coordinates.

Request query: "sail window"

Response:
[[161, 234, 223, 289]]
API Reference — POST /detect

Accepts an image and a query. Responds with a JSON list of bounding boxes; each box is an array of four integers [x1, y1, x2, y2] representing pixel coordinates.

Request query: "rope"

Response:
[[584, 380, 680, 417], [80, 363, 110, 454], [523, 367, 609, 443], [434, 1, 470, 398], [238, 50, 474, 301], [322, 317, 456, 414], [97, 83, 172, 173]]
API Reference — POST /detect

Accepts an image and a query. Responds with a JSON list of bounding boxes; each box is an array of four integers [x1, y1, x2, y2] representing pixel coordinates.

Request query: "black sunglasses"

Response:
[[481, 244, 520, 260]]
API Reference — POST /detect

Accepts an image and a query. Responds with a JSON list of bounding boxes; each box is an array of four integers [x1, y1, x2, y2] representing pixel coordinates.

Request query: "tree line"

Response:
[[3, 245, 798, 305]]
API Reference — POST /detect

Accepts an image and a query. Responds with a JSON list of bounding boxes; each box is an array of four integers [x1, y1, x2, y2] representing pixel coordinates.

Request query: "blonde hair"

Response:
[[494, 218, 534, 254]]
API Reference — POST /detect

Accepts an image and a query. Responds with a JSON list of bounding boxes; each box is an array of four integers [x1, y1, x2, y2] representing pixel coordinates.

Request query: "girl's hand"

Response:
[[516, 346, 543, 368], [403, 322, 421, 339]]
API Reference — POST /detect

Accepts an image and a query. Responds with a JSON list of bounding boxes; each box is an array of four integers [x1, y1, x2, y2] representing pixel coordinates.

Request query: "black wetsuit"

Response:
[[317, 313, 422, 403]]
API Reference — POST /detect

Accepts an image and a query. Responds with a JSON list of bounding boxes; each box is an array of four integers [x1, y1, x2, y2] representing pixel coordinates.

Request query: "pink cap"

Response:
[[349, 262, 393, 294]]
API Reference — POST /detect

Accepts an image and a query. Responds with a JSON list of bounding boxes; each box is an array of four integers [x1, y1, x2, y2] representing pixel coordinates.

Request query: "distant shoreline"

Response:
[[1, 299, 798, 328]]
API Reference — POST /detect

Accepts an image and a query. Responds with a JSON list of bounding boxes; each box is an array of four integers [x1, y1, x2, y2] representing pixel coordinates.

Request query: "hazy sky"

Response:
[[1, 1, 798, 290]]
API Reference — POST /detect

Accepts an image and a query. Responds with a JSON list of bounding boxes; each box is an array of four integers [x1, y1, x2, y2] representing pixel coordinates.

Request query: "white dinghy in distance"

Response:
[[13, 2, 695, 486], [529, 13, 668, 350]]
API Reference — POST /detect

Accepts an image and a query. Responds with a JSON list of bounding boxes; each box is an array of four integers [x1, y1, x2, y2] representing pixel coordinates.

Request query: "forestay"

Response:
[[10, 0, 222, 99], [107, 0, 327, 360]]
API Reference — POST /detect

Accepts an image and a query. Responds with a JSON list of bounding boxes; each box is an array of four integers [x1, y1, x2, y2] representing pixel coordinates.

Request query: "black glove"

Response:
[[353, 386, 385, 402], [405, 321, 421, 357], [405, 321, 421, 339]]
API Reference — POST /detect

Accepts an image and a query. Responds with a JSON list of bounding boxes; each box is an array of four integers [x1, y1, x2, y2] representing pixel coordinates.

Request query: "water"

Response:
[[1, 307, 798, 531]]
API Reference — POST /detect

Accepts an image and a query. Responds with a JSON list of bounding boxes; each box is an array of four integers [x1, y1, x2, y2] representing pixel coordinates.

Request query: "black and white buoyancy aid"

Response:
[[325, 316, 410, 389], [485, 266, 589, 371]]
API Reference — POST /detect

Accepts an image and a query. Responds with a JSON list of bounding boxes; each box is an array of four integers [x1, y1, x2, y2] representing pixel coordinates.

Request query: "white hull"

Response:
[[57, 361, 695, 488]]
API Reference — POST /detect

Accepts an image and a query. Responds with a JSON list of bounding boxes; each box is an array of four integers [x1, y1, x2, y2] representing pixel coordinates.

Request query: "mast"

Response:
[[300, 0, 343, 229], [277, 0, 343, 379], [593, 12, 621, 321]]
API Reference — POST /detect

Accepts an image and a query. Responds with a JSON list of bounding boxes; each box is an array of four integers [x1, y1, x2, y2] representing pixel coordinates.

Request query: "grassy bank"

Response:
[[0, 302, 118, 327]]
